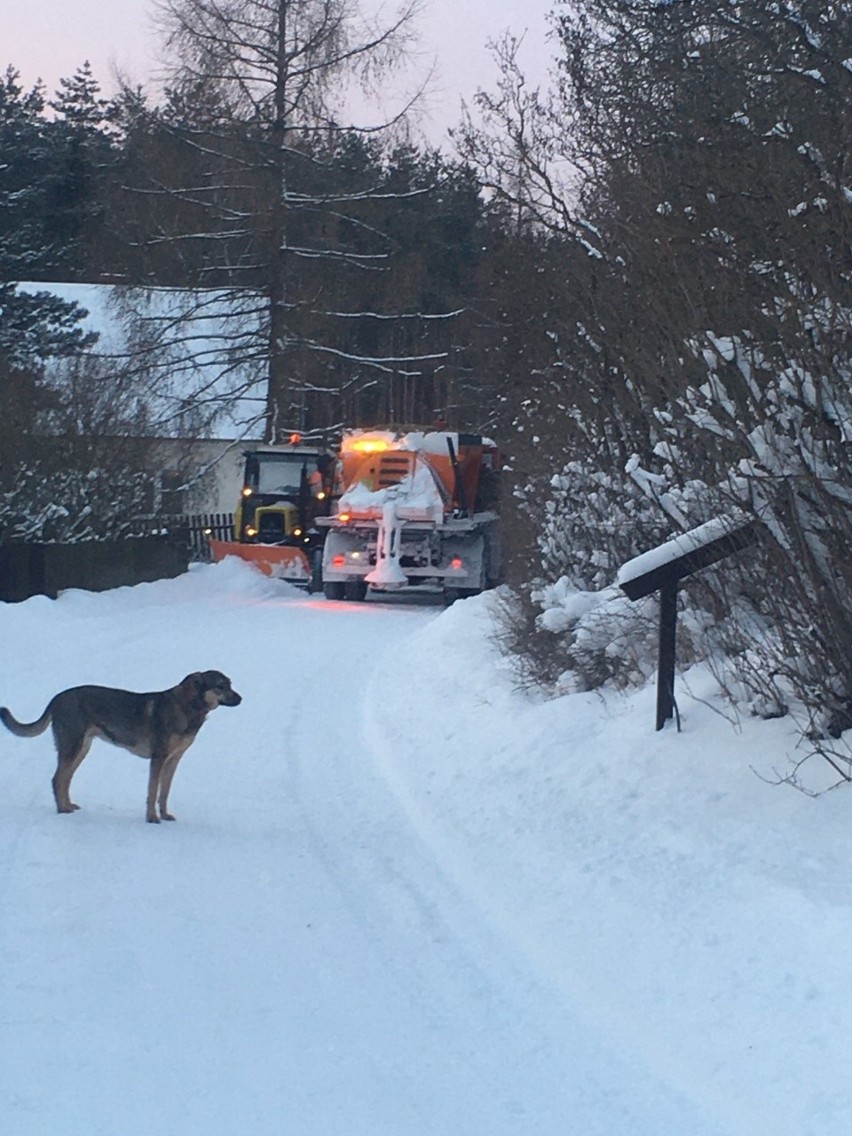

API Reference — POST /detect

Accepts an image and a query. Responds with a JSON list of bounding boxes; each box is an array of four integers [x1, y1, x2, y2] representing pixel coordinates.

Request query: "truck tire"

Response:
[[308, 549, 324, 593], [459, 545, 489, 600], [324, 581, 345, 601], [483, 522, 502, 588], [344, 580, 368, 602]]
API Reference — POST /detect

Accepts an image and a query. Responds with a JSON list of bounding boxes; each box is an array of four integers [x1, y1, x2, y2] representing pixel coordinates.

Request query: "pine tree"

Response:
[[0, 67, 51, 277], [45, 62, 117, 278]]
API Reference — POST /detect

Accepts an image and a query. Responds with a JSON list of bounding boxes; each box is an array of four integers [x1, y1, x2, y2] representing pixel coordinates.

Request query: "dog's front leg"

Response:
[[157, 746, 187, 822], [146, 756, 166, 823]]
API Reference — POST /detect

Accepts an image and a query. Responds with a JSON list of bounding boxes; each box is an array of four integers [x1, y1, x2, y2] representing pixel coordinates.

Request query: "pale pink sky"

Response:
[[1, 0, 554, 142]]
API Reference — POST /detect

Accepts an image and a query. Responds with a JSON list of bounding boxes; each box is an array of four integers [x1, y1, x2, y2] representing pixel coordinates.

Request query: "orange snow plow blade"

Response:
[[209, 539, 312, 584]]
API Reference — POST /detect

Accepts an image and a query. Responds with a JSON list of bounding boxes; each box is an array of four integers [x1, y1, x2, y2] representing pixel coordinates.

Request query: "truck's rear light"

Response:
[[332, 554, 346, 568], [451, 556, 463, 569]]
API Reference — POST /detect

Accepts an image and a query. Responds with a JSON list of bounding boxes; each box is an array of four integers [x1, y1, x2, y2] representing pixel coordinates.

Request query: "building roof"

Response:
[[20, 281, 267, 441]]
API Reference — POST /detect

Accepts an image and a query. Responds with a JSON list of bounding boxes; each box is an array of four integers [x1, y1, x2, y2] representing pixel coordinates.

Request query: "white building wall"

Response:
[[150, 438, 250, 515]]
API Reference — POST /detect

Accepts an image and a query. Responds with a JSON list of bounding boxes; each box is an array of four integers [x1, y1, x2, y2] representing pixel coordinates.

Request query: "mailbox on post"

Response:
[[617, 516, 758, 731]]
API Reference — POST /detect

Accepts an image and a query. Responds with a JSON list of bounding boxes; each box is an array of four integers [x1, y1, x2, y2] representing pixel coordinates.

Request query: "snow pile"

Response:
[[338, 455, 446, 521], [366, 589, 852, 1136], [397, 429, 495, 453]]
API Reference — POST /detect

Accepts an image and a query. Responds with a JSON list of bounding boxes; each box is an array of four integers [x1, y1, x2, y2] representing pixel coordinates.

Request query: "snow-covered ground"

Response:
[[2, 560, 851, 1135]]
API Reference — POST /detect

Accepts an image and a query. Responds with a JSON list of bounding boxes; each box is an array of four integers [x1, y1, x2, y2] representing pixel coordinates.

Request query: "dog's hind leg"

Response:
[[52, 733, 94, 814]]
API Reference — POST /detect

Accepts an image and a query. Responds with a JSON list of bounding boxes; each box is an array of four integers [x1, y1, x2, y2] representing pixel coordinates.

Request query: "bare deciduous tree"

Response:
[[120, 0, 459, 440]]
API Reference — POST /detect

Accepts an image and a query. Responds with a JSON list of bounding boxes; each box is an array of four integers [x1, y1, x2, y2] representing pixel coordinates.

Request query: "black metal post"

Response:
[[656, 577, 678, 730]]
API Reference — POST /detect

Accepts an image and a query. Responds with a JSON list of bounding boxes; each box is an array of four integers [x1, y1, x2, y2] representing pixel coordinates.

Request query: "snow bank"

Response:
[[366, 591, 852, 1136]]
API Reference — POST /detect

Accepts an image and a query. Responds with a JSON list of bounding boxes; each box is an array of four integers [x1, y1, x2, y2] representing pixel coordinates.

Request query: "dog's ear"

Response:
[[179, 672, 210, 711]]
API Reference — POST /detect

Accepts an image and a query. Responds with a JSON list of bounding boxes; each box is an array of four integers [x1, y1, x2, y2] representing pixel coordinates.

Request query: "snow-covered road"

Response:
[[3, 561, 852, 1135], [0, 564, 708, 1135]]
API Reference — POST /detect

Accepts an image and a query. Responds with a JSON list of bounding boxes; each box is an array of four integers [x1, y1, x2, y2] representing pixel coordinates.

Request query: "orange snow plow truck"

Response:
[[317, 428, 501, 603]]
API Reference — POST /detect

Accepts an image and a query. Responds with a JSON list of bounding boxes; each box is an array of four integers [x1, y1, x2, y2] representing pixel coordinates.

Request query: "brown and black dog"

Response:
[[1, 671, 241, 823]]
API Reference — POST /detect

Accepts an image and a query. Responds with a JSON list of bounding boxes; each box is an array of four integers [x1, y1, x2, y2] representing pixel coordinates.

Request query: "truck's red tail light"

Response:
[[451, 556, 463, 569], [332, 554, 346, 568]]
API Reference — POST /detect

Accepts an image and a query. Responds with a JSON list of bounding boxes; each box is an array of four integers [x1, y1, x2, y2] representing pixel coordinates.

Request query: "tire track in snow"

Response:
[[359, 603, 764, 1136], [280, 598, 725, 1135]]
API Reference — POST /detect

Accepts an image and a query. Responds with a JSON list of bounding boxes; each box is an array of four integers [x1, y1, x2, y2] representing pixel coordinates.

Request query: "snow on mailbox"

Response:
[[617, 515, 758, 731]]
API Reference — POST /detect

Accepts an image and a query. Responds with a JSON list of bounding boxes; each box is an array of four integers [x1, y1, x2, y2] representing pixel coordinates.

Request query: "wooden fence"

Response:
[[162, 513, 235, 561], [0, 534, 189, 603], [0, 514, 238, 603]]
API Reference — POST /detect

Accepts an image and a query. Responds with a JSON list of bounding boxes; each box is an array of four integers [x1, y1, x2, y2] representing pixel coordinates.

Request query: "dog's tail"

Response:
[[0, 705, 52, 738]]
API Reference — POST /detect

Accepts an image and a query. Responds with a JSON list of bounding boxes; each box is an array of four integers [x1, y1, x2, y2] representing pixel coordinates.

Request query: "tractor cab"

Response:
[[234, 444, 333, 550]]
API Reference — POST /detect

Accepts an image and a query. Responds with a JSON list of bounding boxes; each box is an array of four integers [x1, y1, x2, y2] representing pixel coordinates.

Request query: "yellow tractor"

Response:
[[210, 437, 333, 589]]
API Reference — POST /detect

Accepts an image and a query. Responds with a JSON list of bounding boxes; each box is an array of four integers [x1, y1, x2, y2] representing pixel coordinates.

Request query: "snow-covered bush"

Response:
[[471, 0, 852, 782], [533, 580, 659, 693], [0, 346, 170, 545], [0, 463, 154, 543], [514, 327, 852, 764], [667, 329, 852, 743], [539, 462, 666, 591]]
